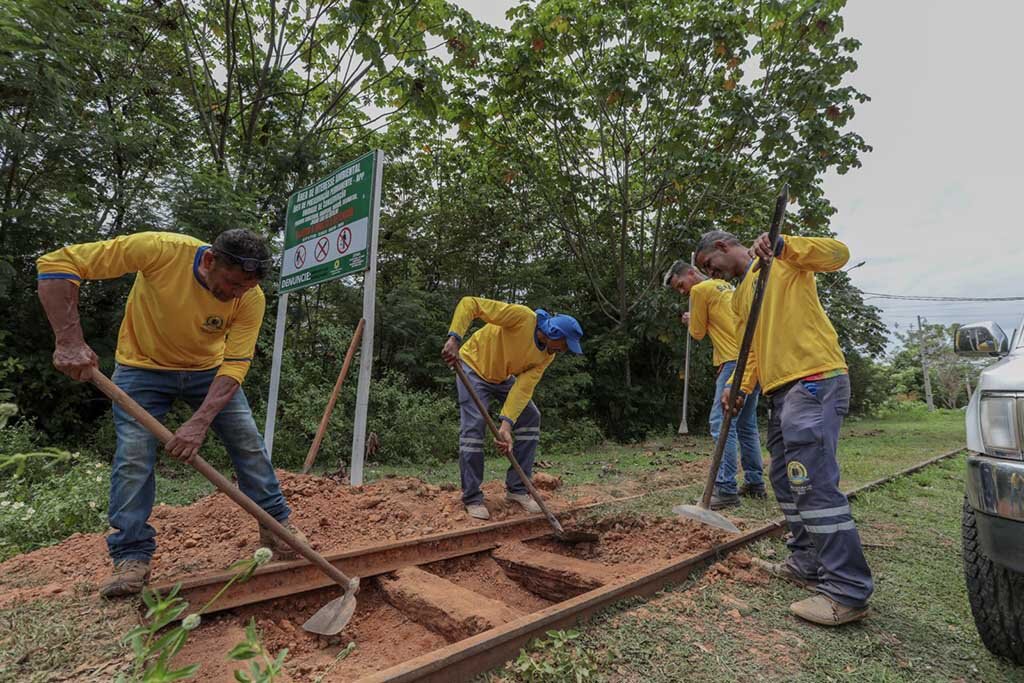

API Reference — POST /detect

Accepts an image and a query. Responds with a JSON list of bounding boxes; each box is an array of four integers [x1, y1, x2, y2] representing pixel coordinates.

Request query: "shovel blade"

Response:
[[302, 579, 360, 636], [672, 504, 741, 534], [556, 530, 600, 544]]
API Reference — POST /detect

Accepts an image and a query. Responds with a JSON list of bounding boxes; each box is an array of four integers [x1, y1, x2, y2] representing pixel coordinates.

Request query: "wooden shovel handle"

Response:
[[303, 318, 365, 473], [700, 185, 789, 509], [89, 368, 355, 590]]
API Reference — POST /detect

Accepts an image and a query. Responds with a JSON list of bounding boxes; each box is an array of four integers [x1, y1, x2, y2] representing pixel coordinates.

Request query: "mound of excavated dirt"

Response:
[[528, 512, 732, 566], [0, 472, 574, 607]]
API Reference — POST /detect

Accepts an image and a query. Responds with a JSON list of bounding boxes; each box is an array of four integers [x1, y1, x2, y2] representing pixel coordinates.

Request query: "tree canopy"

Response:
[[1, 0, 887, 461]]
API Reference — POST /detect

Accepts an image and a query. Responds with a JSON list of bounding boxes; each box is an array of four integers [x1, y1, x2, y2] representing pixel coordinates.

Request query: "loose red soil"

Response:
[[1, 452, 734, 681], [528, 512, 732, 567], [423, 553, 554, 614], [0, 472, 576, 607]]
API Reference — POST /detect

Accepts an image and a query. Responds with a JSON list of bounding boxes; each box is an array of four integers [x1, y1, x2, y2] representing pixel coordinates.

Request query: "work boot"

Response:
[[751, 557, 819, 591], [739, 482, 767, 499], [99, 559, 151, 598], [506, 492, 542, 514], [465, 503, 490, 520], [709, 487, 740, 510], [790, 594, 869, 626], [258, 521, 310, 561]]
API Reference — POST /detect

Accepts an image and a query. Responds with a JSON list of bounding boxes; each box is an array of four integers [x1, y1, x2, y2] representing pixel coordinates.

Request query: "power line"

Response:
[[858, 291, 1024, 302], [886, 315, 1011, 320]]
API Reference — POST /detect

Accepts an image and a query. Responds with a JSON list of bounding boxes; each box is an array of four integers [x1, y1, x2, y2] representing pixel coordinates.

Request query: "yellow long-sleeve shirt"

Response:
[[730, 235, 849, 394], [448, 297, 554, 422], [688, 279, 739, 367], [36, 232, 264, 384]]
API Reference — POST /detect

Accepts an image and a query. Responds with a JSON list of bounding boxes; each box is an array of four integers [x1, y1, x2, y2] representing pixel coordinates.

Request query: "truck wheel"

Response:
[[962, 497, 1024, 663]]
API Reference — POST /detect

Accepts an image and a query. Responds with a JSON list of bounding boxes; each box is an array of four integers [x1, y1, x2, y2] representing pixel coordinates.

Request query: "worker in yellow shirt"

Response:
[[441, 298, 584, 520], [36, 230, 307, 598], [664, 261, 764, 510], [695, 229, 873, 627]]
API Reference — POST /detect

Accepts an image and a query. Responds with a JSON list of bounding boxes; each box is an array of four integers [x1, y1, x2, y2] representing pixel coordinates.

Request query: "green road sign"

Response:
[[279, 150, 379, 293]]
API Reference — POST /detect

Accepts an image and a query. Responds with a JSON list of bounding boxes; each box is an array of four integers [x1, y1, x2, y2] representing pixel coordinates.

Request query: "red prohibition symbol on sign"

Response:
[[294, 244, 306, 269], [314, 236, 330, 262], [336, 226, 352, 255]]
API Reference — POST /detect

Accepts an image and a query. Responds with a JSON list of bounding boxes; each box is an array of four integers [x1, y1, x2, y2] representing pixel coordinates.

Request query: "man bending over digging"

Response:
[[441, 297, 584, 520], [37, 230, 307, 598], [694, 229, 873, 626], [664, 259, 765, 510]]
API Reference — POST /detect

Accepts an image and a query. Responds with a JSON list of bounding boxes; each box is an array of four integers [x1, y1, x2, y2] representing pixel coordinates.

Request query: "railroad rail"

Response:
[[359, 448, 965, 683], [158, 448, 965, 681], [152, 493, 647, 613]]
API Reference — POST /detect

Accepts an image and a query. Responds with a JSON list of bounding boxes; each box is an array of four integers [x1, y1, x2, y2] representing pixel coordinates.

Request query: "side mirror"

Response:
[[955, 321, 1010, 357]]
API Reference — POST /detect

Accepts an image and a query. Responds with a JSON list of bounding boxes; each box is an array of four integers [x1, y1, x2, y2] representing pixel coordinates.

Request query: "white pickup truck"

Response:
[[955, 320, 1024, 663]]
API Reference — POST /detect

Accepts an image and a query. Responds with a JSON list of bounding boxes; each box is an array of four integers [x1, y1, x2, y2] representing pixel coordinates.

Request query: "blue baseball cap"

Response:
[[535, 309, 584, 354]]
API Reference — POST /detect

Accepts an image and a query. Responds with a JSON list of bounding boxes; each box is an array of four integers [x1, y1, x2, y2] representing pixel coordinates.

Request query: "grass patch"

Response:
[[0, 456, 214, 562], [487, 455, 1024, 682], [360, 441, 706, 490], [0, 410, 964, 564], [365, 410, 964, 491], [0, 593, 136, 682]]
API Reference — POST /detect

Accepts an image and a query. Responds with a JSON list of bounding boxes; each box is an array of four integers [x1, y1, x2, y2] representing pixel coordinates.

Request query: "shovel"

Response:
[[673, 183, 788, 534], [89, 368, 359, 635], [303, 318, 365, 474], [453, 363, 598, 544], [677, 250, 696, 436]]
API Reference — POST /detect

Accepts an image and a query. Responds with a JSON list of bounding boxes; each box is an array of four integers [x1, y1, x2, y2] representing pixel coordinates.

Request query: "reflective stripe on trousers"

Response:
[[455, 363, 540, 505], [767, 374, 874, 607]]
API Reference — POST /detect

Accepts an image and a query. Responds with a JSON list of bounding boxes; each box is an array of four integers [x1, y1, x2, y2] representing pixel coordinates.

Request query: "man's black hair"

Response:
[[662, 259, 694, 288], [212, 229, 272, 279]]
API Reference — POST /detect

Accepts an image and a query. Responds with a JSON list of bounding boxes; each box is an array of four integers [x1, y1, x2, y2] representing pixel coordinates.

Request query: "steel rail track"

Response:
[[152, 494, 648, 613], [357, 448, 966, 683]]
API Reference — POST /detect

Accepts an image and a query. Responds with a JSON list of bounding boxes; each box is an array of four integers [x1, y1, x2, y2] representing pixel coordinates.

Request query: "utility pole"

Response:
[[965, 373, 972, 402], [918, 315, 935, 412]]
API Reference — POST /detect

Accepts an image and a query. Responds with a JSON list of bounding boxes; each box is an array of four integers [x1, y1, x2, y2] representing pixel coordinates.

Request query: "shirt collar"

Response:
[[193, 246, 211, 291], [736, 257, 755, 286]]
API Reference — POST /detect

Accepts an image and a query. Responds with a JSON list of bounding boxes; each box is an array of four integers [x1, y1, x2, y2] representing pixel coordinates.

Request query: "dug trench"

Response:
[[0, 472, 575, 606], [0, 454, 711, 608], [167, 513, 733, 681], [0, 457, 720, 680]]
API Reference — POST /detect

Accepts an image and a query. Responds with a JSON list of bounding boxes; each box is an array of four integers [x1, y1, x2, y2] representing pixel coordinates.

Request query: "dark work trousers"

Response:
[[455, 363, 540, 505], [767, 373, 874, 607]]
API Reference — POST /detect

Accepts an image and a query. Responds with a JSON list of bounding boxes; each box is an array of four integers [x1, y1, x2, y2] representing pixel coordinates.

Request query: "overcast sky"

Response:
[[452, 1, 1024, 349]]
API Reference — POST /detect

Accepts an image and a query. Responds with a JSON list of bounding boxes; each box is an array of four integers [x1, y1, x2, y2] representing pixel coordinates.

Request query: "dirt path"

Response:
[[164, 512, 733, 681]]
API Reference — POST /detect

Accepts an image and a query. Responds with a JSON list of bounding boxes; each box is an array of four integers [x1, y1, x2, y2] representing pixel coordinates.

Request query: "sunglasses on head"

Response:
[[216, 248, 274, 274]]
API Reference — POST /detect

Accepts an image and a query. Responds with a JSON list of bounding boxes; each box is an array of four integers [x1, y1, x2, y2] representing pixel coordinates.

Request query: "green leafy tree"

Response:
[[1, 0, 886, 450], [890, 322, 979, 409], [443, 0, 874, 433]]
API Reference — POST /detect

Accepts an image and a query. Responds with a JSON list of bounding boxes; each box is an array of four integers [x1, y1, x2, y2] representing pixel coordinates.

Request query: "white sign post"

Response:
[[349, 151, 384, 485], [263, 151, 383, 484], [263, 292, 289, 455]]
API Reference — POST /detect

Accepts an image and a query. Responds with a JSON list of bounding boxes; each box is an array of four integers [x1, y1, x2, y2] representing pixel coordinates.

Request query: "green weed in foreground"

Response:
[[118, 548, 275, 683], [509, 629, 602, 683], [226, 618, 289, 683]]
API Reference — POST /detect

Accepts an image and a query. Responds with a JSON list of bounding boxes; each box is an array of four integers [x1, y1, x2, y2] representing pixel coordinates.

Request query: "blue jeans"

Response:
[[709, 360, 764, 494], [455, 363, 540, 505], [108, 365, 290, 562]]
